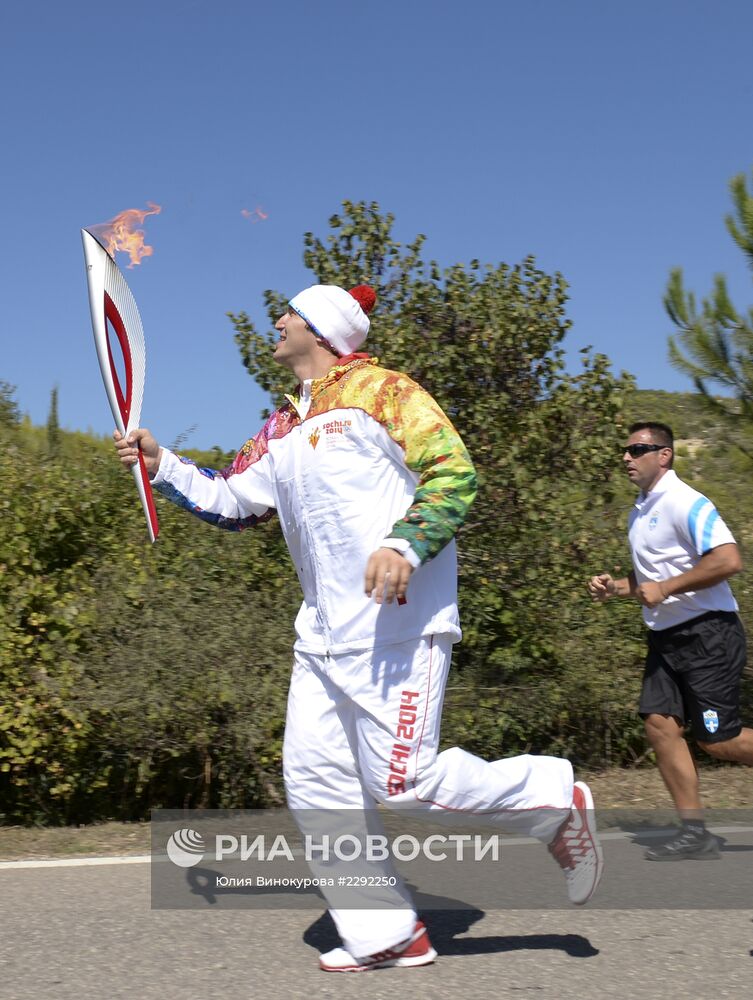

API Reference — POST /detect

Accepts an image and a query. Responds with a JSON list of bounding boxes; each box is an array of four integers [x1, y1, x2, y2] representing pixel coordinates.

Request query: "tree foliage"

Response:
[[0, 381, 20, 428], [0, 418, 294, 823], [46, 385, 60, 457], [665, 166, 753, 437]]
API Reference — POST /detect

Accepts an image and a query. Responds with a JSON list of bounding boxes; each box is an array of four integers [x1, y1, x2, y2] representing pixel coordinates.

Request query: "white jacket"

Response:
[[153, 357, 477, 653]]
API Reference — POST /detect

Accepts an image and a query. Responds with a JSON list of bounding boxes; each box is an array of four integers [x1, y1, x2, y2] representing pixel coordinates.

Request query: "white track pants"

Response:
[[283, 635, 573, 958]]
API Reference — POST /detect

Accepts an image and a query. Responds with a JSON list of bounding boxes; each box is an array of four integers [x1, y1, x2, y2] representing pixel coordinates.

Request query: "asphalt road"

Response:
[[1, 833, 751, 1000]]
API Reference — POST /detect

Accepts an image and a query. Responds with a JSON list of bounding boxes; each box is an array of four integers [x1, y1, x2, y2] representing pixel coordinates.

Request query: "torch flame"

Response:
[[241, 205, 268, 223], [89, 202, 162, 267]]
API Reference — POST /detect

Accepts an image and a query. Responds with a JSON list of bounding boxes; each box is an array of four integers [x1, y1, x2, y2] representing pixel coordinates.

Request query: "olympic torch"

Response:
[[81, 224, 160, 542]]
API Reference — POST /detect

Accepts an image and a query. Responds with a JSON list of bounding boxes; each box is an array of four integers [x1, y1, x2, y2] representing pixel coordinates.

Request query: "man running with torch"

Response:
[[114, 282, 603, 971]]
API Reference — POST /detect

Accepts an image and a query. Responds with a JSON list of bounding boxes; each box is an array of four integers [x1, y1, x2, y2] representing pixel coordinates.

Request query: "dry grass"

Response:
[[0, 820, 151, 862], [581, 763, 753, 810]]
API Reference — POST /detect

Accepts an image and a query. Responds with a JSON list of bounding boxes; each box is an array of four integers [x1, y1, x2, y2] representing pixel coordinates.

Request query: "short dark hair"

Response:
[[629, 421, 674, 466], [628, 421, 673, 448]]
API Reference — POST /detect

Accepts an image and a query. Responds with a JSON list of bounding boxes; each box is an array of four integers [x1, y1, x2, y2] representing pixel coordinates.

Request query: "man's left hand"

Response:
[[364, 549, 413, 605], [636, 581, 667, 608]]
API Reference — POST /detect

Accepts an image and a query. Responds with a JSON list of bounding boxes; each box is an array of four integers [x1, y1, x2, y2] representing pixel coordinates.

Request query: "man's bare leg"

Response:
[[698, 727, 753, 765], [644, 713, 702, 817], [642, 713, 719, 860]]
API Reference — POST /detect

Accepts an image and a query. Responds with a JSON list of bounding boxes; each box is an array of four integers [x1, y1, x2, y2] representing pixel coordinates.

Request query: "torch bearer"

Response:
[[81, 227, 160, 542]]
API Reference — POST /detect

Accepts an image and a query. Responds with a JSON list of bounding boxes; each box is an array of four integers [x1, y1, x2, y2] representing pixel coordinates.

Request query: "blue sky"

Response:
[[2, 0, 752, 450]]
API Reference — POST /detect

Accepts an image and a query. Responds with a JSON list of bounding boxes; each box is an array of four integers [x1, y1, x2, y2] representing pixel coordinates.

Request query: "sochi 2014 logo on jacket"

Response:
[[309, 420, 352, 451], [702, 709, 719, 734]]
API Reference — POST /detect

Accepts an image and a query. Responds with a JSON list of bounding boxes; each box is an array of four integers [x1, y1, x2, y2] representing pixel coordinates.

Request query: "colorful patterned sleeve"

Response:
[[376, 373, 477, 563], [152, 407, 294, 531]]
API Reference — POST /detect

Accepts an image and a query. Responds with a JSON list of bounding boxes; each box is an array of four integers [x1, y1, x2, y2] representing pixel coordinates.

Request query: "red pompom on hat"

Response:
[[348, 285, 377, 315]]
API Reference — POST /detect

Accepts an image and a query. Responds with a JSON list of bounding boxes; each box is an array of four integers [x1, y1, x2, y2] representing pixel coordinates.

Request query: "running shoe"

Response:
[[319, 920, 437, 972], [548, 780, 604, 904], [644, 828, 720, 861]]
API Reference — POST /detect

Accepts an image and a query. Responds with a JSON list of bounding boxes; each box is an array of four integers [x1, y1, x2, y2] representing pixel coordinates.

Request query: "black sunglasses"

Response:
[[623, 443, 666, 458]]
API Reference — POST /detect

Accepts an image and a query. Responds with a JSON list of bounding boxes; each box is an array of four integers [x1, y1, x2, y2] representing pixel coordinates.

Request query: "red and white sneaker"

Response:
[[548, 780, 604, 905], [319, 920, 437, 972]]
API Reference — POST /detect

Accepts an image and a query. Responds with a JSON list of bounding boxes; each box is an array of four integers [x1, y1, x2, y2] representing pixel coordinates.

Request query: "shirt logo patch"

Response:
[[323, 418, 352, 436], [702, 709, 719, 734], [308, 428, 321, 449], [649, 514, 659, 530]]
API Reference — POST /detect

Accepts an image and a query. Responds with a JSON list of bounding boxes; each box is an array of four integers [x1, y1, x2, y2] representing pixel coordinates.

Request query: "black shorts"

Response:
[[639, 611, 747, 743]]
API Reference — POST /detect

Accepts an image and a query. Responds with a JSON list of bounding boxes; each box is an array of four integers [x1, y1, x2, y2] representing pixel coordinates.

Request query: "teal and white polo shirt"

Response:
[[628, 469, 738, 631]]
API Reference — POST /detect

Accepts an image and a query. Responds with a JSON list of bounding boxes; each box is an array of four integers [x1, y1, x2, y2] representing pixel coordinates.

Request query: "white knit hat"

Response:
[[289, 284, 376, 357]]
